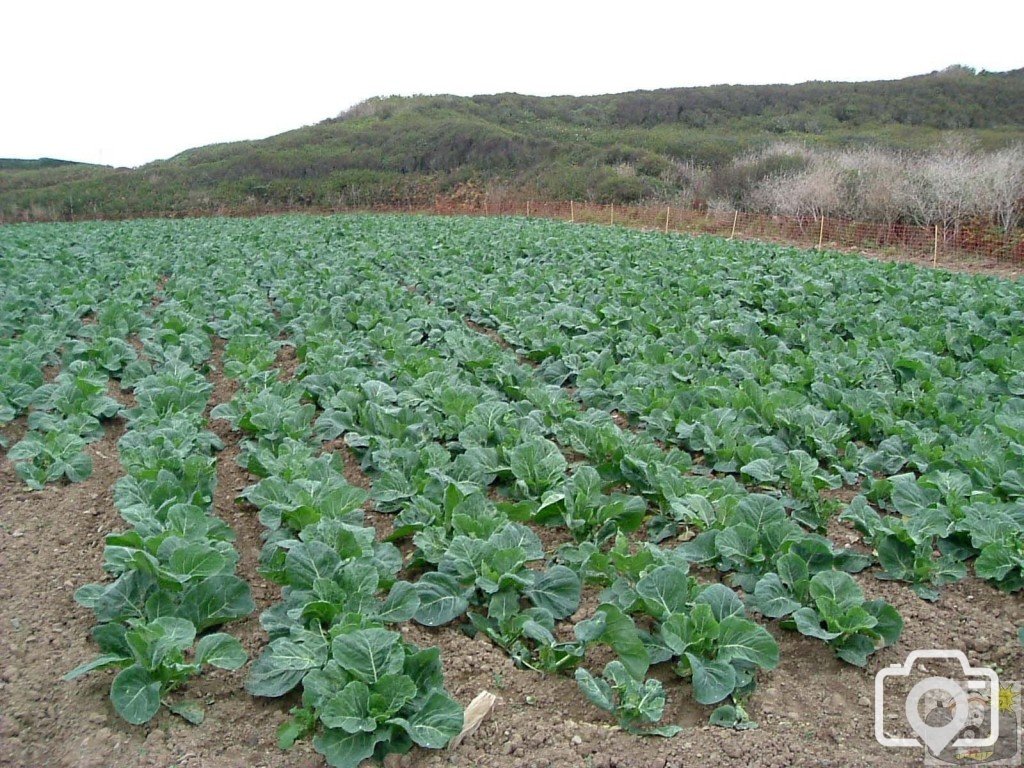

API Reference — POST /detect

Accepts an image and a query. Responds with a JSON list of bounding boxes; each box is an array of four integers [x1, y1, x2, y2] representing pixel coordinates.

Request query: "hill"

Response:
[[0, 158, 92, 170], [2, 66, 1023, 220]]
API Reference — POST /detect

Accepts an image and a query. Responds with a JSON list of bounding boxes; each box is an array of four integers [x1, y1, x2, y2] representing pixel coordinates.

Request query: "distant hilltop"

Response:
[[0, 158, 92, 170]]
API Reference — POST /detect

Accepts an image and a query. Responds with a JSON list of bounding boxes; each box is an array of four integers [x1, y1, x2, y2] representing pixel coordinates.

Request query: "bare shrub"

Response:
[[752, 153, 842, 220], [833, 147, 911, 225], [978, 144, 1024, 233], [749, 139, 1023, 235], [661, 160, 710, 201], [900, 138, 987, 232], [707, 196, 735, 213]]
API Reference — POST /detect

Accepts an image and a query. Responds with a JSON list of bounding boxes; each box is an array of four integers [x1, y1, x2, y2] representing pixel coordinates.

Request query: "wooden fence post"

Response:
[[933, 225, 939, 267], [610, 204, 614, 226], [818, 216, 825, 249], [526, 200, 531, 217], [664, 206, 671, 234], [570, 200, 575, 223], [730, 211, 739, 239]]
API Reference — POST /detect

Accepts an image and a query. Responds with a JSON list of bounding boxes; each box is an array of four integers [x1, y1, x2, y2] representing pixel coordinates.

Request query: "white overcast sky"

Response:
[[3, 0, 1022, 168]]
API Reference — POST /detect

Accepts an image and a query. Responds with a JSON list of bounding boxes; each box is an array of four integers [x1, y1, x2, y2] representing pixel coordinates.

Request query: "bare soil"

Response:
[[274, 342, 300, 382]]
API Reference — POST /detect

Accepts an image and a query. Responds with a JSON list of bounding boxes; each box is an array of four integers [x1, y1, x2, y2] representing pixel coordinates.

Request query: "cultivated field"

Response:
[[1, 214, 1022, 768]]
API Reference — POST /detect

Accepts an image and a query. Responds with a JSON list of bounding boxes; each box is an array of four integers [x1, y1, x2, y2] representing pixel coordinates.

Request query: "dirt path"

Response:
[[0, 419, 137, 768]]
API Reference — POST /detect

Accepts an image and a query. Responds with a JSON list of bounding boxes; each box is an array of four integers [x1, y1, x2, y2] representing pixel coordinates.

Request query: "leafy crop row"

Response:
[[203, 289, 466, 765], [58, 272, 254, 724]]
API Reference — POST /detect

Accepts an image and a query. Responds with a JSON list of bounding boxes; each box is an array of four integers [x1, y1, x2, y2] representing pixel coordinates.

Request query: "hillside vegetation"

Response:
[[2, 66, 1023, 221]]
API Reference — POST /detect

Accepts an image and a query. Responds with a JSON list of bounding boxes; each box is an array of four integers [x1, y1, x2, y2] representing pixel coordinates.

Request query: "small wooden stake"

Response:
[[730, 210, 739, 239], [570, 200, 575, 223], [664, 206, 671, 234], [526, 200, 531, 217], [933, 224, 939, 266], [818, 216, 825, 249], [610, 204, 614, 226]]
